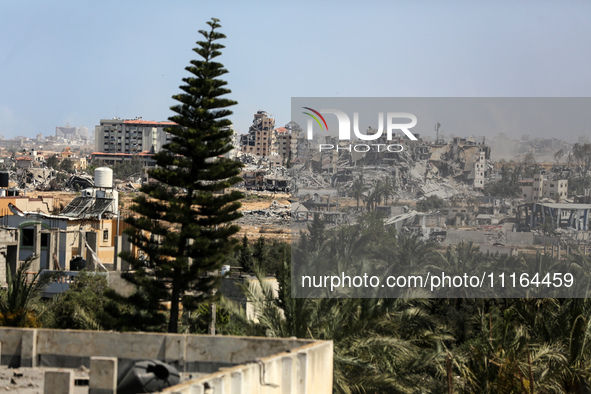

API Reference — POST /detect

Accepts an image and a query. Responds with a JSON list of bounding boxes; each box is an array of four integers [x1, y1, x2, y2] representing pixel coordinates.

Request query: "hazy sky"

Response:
[[1, 1, 590, 141]]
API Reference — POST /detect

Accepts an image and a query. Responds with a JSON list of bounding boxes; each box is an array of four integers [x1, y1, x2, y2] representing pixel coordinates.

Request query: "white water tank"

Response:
[[95, 167, 113, 188]]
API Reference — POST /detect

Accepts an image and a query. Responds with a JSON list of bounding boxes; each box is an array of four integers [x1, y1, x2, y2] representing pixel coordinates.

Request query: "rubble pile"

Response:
[[66, 174, 94, 190], [237, 200, 291, 229]]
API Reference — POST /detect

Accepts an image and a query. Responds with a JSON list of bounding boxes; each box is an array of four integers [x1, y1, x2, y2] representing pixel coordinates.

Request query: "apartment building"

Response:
[[520, 171, 568, 201], [240, 111, 276, 157], [276, 126, 298, 164], [94, 117, 175, 154], [472, 150, 486, 189]]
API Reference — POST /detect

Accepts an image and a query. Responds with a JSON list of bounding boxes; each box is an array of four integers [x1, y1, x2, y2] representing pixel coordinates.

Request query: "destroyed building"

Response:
[[518, 202, 591, 231], [0, 167, 134, 285], [239, 111, 277, 159]]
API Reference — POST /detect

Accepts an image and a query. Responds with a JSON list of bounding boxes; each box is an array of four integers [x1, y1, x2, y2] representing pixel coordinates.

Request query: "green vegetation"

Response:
[[111, 155, 143, 180], [43, 272, 124, 330], [243, 215, 591, 393], [349, 177, 368, 211], [45, 154, 60, 170], [235, 235, 289, 276], [6, 216, 591, 392], [0, 256, 54, 327], [6, 16, 591, 394], [573, 143, 591, 172], [119, 18, 243, 333], [348, 176, 397, 211], [59, 158, 74, 173], [483, 164, 523, 197]]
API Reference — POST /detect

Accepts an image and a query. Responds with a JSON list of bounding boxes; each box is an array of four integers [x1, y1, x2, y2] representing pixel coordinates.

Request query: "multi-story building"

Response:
[[544, 178, 569, 200], [520, 171, 568, 201], [275, 127, 291, 162], [94, 117, 175, 154], [56, 124, 88, 141], [221, 125, 239, 160], [274, 126, 301, 165], [472, 150, 486, 189], [0, 139, 24, 148], [90, 151, 155, 168], [240, 111, 276, 157]]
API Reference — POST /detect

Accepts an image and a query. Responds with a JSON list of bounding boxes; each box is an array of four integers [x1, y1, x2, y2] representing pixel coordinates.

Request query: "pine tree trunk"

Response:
[[209, 302, 216, 335], [168, 270, 181, 333]]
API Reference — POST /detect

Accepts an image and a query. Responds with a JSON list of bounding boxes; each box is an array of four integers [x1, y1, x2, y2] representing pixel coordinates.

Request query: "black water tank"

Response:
[[69, 256, 86, 271], [0, 172, 8, 188], [118, 360, 180, 394]]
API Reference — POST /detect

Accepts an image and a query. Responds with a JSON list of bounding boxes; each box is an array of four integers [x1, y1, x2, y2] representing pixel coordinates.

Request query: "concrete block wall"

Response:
[[534, 235, 560, 246], [0, 329, 314, 370], [161, 341, 334, 394], [44, 370, 74, 394], [506, 232, 534, 246], [444, 230, 534, 247], [443, 230, 487, 245], [0, 328, 333, 393]]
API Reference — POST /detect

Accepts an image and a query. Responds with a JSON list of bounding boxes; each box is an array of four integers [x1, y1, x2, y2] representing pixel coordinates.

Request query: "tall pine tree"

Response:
[[120, 18, 243, 333]]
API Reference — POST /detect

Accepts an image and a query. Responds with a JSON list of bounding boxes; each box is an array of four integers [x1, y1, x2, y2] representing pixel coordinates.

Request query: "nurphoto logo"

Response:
[[302, 107, 418, 152]]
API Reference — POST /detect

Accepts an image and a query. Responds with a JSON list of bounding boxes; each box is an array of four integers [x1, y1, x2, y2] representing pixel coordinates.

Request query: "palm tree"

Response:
[[0, 255, 57, 327], [381, 176, 396, 206], [425, 242, 493, 298], [229, 227, 455, 393], [231, 272, 452, 393], [349, 178, 368, 211], [464, 303, 568, 393]]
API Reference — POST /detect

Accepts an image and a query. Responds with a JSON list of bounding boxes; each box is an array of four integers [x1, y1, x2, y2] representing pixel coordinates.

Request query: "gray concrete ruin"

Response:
[[0, 327, 333, 394]]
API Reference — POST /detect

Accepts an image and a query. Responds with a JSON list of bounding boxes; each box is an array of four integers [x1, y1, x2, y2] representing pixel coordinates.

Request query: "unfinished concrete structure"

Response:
[[0, 327, 333, 394]]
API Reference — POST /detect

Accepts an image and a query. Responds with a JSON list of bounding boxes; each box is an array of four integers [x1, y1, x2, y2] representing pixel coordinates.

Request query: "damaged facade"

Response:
[[240, 111, 276, 157], [279, 120, 591, 258], [239, 111, 301, 166], [0, 167, 137, 286]]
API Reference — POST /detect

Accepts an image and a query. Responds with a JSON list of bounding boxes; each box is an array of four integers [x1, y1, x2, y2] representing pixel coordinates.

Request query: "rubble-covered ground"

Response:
[[0, 366, 87, 394], [235, 192, 291, 240]]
